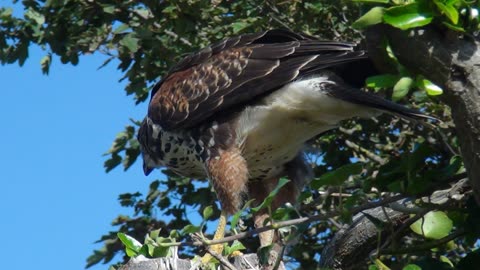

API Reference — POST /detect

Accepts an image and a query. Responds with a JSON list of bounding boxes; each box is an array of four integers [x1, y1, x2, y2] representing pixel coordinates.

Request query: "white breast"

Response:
[[236, 75, 377, 173]]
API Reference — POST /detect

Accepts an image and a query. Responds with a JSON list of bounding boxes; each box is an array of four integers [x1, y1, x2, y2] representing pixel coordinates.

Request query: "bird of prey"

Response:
[[137, 29, 431, 263]]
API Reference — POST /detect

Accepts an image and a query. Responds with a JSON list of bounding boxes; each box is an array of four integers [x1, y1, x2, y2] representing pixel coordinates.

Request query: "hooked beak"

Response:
[[143, 161, 154, 176]]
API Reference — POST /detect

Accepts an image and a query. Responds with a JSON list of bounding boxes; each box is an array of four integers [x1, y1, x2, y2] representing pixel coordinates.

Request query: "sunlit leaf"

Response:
[[417, 76, 443, 96], [203, 205, 214, 220], [392, 77, 414, 101], [181, 224, 201, 235], [410, 211, 453, 239], [384, 3, 434, 30], [433, 0, 459, 24], [117, 232, 142, 257], [366, 74, 400, 91], [375, 258, 391, 270], [403, 264, 421, 270], [352, 7, 386, 29]]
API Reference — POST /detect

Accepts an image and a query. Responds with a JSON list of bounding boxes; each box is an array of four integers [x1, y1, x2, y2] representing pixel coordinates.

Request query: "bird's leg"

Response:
[[201, 210, 228, 264], [251, 177, 302, 269], [202, 146, 248, 264]]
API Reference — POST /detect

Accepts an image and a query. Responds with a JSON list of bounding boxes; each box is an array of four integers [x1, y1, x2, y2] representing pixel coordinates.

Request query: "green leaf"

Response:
[[203, 206, 214, 220], [102, 5, 116, 14], [230, 199, 254, 230], [366, 74, 400, 91], [231, 21, 249, 33], [149, 229, 161, 239], [224, 240, 246, 255], [311, 163, 362, 189], [117, 233, 142, 257], [439, 256, 454, 268], [410, 211, 453, 239], [251, 178, 290, 212], [384, 3, 434, 30], [258, 245, 273, 265], [392, 77, 414, 101], [0, 7, 13, 18], [40, 54, 51, 75], [352, 7, 386, 29], [120, 34, 140, 53], [403, 264, 422, 270], [25, 8, 45, 25], [113, 24, 130, 34], [416, 76, 443, 96], [374, 258, 391, 270], [433, 0, 459, 24], [181, 224, 201, 235]]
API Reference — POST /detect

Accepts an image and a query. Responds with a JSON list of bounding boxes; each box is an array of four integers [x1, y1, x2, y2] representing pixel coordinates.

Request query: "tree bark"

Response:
[[119, 254, 268, 270], [364, 25, 480, 204], [319, 177, 469, 269]]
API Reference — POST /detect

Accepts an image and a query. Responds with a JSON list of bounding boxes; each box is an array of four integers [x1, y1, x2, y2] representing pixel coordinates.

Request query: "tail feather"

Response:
[[324, 74, 437, 122]]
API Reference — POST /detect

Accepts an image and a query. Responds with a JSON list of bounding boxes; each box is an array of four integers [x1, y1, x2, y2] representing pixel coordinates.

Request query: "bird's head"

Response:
[[137, 117, 163, 176]]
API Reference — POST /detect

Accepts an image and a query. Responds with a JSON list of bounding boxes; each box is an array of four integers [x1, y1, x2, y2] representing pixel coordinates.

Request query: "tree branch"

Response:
[[365, 24, 480, 205]]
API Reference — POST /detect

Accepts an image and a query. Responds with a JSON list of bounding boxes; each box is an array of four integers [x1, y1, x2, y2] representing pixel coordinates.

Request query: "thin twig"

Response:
[[205, 249, 238, 270], [344, 139, 387, 165], [163, 194, 406, 248]]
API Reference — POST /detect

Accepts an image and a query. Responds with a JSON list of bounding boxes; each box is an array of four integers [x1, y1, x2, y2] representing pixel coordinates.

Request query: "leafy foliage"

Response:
[[2, 0, 479, 269]]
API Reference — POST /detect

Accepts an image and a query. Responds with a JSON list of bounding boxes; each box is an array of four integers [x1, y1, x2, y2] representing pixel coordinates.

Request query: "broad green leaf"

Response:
[[403, 264, 422, 270], [149, 229, 161, 239], [251, 178, 290, 212], [410, 211, 453, 239], [366, 74, 400, 91], [224, 240, 246, 255], [152, 245, 171, 257], [384, 3, 434, 30], [120, 34, 140, 53], [231, 21, 248, 33], [181, 224, 201, 235], [311, 163, 362, 189], [392, 77, 414, 101], [352, 7, 386, 29], [433, 0, 459, 24], [203, 205, 214, 220], [417, 77, 443, 96], [117, 232, 142, 257]]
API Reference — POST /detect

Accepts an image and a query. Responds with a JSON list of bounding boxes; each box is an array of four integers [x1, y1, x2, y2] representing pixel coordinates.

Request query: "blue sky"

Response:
[[1, 43, 159, 269]]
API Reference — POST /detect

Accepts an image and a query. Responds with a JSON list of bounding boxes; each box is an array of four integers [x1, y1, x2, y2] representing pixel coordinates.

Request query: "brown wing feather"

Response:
[[148, 29, 366, 130]]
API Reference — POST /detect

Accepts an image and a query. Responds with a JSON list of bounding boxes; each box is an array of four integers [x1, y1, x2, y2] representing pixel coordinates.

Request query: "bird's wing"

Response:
[[148, 29, 366, 130]]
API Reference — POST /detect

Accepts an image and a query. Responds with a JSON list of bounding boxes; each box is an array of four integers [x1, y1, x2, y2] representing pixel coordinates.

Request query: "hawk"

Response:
[[138, 29, 431, 263]]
